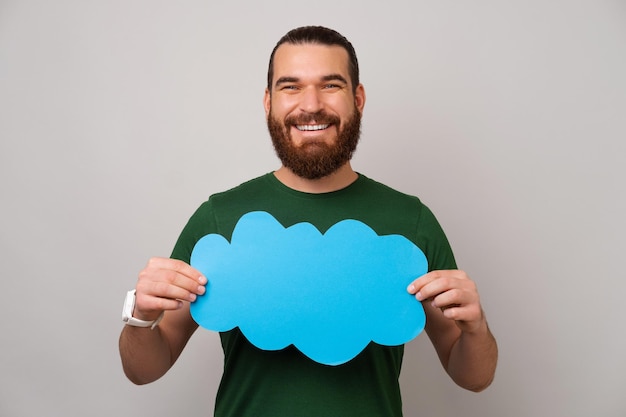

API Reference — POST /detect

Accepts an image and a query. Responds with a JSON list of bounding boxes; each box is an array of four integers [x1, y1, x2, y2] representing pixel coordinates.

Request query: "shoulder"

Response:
[[208, 173, 274, 205], [354, 173, 424, 210]]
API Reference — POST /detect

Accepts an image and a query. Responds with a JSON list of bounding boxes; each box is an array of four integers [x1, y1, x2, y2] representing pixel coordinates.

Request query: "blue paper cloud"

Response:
[[190, 211, 428, 365]]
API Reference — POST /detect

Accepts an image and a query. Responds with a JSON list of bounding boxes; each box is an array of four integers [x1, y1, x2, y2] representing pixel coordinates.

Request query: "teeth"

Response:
[[296, 124, 329, 131]]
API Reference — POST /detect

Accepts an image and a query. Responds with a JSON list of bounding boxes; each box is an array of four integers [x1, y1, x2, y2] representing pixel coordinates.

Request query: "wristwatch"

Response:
[[122, 289, 164, 329]]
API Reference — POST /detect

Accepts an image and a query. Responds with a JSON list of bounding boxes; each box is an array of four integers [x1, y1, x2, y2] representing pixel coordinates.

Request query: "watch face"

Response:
[[122, 289, 162, 328], [122, 290, 136, 321]]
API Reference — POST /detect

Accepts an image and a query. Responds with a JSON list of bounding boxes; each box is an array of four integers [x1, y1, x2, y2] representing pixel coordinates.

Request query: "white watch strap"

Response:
[[122, 289, 164, 329]]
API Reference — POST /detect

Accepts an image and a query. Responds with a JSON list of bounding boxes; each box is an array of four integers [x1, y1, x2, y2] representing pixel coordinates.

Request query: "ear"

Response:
[[263, 88, 271, 118], [354, 84, 366, 113]]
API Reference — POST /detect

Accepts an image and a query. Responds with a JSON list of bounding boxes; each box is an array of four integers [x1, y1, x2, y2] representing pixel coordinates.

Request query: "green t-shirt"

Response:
[[171, 172, 456, 417]]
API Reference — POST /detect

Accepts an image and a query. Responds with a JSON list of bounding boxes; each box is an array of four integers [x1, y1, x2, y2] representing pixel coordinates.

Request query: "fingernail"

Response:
[[407, 284, 415, 293], [197, 285, 206, 295], [416, 291, 424, 301], [198, 275, 207, 285], [188, 293, 197, 302]]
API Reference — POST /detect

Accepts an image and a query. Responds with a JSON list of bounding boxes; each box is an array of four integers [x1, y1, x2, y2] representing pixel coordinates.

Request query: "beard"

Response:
[[267, 107, 362, 180]]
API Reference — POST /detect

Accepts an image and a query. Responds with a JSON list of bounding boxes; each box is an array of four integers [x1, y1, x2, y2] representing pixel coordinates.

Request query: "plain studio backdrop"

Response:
[[1, 1, 624, 416]]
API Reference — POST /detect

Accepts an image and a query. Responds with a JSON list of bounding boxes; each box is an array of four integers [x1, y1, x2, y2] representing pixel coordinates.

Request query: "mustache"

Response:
[[285, 111, 340, 126]]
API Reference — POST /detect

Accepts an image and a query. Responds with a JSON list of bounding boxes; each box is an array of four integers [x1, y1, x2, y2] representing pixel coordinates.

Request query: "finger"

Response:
[[139, 278, 199, 303], [407, 271, 440, 295], [136, 273, 206, 309], [157, 267, 206, 296], [411, 273, 455, 301], [141, 258, 206, 294], [134, 275, 200, 318], [440, 304, 484, 326], [134, 258, 207, 317], [135, 290, 184, 315], [146, 257, 206, 285], [408, 270, 472, 301], [430, 287, 467, 309], [431, 288, 479, 309], [169, 258, 207, 285]]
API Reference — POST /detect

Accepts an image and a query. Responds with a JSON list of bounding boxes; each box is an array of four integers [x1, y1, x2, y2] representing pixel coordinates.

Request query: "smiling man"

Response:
[[266, 41, 364, 185], [119, 26, 498, 416]]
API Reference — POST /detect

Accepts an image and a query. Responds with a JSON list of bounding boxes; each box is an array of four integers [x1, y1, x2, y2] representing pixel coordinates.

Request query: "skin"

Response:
[[119, 42, 497, 391], [264, 44, 365, 193], [119, 257, 203, 384], [408, 270, 498, 391]]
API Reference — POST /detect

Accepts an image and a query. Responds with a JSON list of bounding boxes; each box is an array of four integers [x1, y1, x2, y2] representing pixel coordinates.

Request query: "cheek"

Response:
[[271, 96, 299, 116], [331, 97, 357, 116]]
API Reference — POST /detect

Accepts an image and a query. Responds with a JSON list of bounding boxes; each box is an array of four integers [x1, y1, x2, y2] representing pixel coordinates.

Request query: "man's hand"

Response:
[[133, 257, 207, 321], [407, 270, 485, 333], [407, 270, 497, 391], [120, 257, 205, 384]]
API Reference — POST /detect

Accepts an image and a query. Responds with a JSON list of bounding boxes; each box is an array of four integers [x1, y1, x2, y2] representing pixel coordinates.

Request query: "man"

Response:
[[119, 26, 497, 416]]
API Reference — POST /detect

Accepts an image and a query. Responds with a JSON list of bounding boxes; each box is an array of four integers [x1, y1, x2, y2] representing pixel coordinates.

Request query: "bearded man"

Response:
[[119, 26, 498, 417]]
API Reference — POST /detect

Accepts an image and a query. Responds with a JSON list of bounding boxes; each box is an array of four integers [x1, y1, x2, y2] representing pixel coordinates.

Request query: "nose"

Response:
[[299, 86, 323, 113]]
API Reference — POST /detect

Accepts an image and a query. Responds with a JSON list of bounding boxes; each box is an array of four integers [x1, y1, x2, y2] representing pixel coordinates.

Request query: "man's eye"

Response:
[[281, 85, 298, 91], [323, 84, 340, 89]]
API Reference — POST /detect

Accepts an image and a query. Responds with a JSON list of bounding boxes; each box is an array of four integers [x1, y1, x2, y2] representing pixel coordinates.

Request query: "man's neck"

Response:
[[273, 163, 358, 194]]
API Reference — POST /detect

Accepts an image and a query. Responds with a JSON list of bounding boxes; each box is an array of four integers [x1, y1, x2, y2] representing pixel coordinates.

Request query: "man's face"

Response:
[[264, 43, 366, 180]]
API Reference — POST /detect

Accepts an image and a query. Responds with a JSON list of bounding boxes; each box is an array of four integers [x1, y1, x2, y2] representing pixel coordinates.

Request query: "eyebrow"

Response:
[[274, 73, 349, 88], [274, 76, 299, 87]]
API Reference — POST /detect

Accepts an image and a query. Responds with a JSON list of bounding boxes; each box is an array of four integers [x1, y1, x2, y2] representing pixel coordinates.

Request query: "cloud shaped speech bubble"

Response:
[[190, 211, 428, 365]]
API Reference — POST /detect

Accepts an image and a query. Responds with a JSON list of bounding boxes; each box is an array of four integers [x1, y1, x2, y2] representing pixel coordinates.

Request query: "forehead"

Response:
[[271, 43, 351, 86]]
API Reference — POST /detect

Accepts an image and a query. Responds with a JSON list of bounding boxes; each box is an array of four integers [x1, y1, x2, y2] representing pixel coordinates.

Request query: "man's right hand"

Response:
[[120, 257, 205, 384], [133, 257, 207, 321]]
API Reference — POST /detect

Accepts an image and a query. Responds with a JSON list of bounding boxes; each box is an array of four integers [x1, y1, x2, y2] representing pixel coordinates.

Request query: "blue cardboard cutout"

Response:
[[190, 211, 428, 365]]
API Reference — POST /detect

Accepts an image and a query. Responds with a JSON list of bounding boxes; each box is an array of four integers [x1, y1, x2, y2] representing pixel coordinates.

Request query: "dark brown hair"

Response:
[[267, 26, 360, 93]]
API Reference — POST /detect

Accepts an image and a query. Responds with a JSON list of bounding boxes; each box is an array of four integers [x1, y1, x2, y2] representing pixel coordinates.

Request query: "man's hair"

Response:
[[267, 26, 360, 93]]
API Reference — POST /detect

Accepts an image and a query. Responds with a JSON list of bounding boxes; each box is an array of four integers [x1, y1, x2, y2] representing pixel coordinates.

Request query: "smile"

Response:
[[295, 124, 330, 131]]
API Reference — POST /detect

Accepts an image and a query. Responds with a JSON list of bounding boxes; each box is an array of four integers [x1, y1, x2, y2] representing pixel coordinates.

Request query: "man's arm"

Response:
[[407, 270, 498, 392], [119, 257, 206, 385]]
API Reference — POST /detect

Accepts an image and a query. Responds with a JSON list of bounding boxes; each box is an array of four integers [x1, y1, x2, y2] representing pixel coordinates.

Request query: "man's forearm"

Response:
[[446, 321, 498, 392], [119, 326, 173, 385]]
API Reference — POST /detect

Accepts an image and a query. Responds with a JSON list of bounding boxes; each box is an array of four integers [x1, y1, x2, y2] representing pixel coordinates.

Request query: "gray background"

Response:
[[1, 0, 625, 416]]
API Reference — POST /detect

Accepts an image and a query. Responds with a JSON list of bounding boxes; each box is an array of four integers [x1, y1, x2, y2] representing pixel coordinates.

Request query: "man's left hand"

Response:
[[407, 270, 485, 333]]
